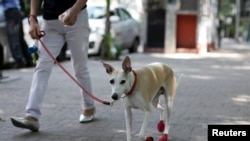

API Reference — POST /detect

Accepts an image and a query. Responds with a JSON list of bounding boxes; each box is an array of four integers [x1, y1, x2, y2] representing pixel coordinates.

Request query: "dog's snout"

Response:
[[111, 93, 119, 100]]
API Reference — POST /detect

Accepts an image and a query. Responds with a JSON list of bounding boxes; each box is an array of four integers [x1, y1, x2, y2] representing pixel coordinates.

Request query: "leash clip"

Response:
[[103, 100, 115, 107], [108, 101, 115, 107]]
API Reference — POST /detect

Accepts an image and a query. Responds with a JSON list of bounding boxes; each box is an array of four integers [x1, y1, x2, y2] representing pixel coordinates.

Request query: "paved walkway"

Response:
[[0, 38, 250, 141]]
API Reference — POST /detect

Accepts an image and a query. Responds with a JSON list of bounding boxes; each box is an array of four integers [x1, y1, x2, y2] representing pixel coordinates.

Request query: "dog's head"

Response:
[[102, 56, 133, 100]]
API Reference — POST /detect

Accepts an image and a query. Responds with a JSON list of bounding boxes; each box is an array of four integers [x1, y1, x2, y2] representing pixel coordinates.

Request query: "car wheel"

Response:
[[129, 37, 139, 53]]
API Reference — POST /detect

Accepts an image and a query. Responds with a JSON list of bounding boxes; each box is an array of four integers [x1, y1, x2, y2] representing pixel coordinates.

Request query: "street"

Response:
[[0, 38, 250, 141]]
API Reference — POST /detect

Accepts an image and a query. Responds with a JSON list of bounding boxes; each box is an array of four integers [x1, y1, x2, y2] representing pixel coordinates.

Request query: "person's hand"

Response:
[[59, 7, 80, 26], [28, 16, 41, 39]]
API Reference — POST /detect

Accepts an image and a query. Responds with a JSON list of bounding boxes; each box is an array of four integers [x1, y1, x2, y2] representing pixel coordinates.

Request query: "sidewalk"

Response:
[[0, 38, 249, 141]]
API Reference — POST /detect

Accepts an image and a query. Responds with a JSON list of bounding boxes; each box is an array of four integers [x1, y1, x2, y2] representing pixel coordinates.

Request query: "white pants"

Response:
[[25, 9, 94, 119]]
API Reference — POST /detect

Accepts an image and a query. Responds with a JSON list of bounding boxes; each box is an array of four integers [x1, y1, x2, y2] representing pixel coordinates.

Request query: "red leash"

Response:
[[37, 31, 112, 106]]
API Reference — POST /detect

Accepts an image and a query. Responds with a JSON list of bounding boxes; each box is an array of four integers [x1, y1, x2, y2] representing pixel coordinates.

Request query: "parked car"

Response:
[[65, 4, 140, 57], [85, 4, 140, 56]]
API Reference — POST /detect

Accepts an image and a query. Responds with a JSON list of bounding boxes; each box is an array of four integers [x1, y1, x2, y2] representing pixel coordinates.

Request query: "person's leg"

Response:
[[25, 20, 66, 120], [4, 8, 25, 67], [65, 10, 95, 120], [11, 20, 65, 131]]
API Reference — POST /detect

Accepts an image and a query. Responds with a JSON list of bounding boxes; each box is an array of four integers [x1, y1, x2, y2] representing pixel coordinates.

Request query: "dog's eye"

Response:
[[110, 79, 114, 84], [120, 80, 126, 84]]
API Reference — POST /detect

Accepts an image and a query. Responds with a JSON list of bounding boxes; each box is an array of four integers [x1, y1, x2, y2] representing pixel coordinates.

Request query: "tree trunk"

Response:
[[100, 0, 112, 60]]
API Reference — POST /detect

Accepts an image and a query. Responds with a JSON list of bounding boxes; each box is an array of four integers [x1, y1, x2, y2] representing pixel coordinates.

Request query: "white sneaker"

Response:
[[11, 116, 39, 132], [79, 108, 95, 123]]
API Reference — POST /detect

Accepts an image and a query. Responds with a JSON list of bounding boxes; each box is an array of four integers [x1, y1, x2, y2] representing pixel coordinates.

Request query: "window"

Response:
[[117, 8, 132, 21], [88, 6, 106, 19]]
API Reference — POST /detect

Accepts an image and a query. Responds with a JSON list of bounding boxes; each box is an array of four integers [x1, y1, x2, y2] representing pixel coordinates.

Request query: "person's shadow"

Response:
[[12, 131, 50, 140]]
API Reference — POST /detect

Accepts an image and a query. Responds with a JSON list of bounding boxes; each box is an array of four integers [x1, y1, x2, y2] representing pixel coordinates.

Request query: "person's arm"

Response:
[[62, 0, 88, 26], [29, 0, 42, 39], [71, 0, 88, 13], [30, 0, 42, 16]]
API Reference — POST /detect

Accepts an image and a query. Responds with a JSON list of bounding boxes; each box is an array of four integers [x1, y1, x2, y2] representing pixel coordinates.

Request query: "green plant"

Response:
[[114, 44, 123, 60], [103, 33, 112, 59]]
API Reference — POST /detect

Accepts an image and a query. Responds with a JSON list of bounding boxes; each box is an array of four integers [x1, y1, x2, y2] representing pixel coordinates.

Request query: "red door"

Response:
[[176, 15, 197, 49]]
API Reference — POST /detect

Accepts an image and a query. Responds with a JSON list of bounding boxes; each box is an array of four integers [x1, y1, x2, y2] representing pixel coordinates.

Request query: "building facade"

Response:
[[142, 0, 219, 54]]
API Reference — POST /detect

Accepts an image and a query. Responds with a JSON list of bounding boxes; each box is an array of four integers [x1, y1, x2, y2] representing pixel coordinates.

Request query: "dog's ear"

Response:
[[102, 61, 114, 74], [122, 56, 132, 73]]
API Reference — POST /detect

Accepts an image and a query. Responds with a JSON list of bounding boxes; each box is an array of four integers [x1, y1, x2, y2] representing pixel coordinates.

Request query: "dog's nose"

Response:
[[111, 93, 118, 100]]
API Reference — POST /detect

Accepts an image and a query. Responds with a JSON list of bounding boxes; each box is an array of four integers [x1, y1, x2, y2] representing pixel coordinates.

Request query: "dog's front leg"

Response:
[[125, 107, 132, 141], [138, 111, 150, 140]]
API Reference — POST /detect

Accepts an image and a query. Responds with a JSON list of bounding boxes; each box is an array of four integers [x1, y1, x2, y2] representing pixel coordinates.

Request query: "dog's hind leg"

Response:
[[159, 75, 177, 141], [152, 87, 165, 121], [152, 87, 167, 133], [163, 93, 173, 134]]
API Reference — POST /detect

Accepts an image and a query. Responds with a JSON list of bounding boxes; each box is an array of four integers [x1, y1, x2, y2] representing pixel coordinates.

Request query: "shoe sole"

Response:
[[11, 118, 39, 132]]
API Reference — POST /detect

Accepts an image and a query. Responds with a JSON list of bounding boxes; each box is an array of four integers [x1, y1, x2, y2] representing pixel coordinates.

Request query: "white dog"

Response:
[[102, 56, 177, 141]]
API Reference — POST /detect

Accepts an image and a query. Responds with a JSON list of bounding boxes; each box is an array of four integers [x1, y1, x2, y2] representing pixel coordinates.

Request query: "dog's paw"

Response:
[[145, 136, 154, 141], [157, 120, 165, 132], [158, 134, 168, 141]]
